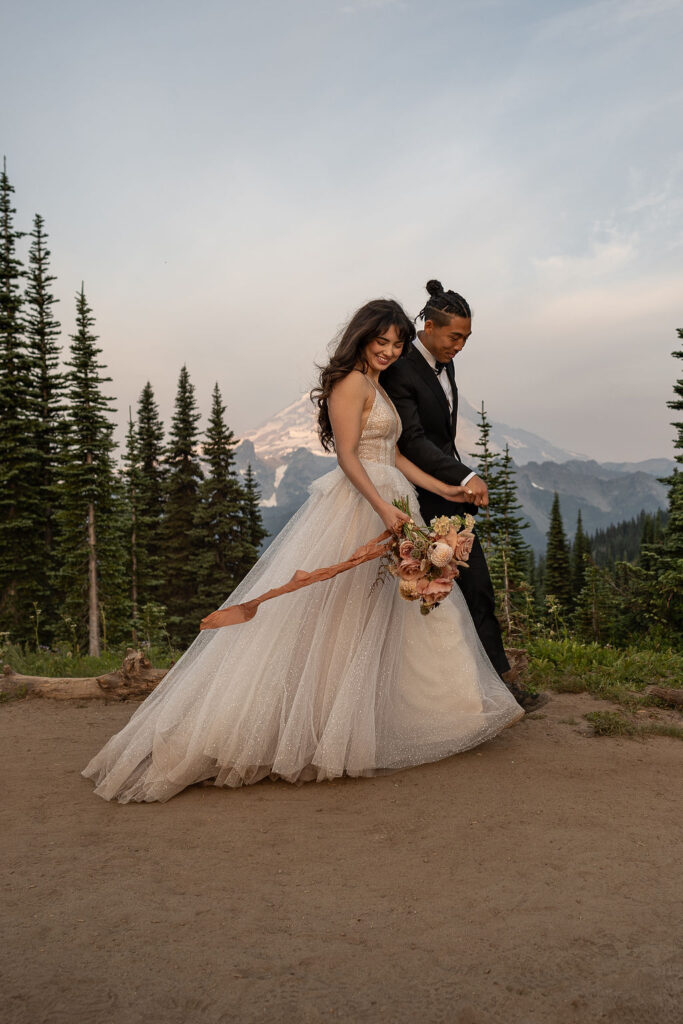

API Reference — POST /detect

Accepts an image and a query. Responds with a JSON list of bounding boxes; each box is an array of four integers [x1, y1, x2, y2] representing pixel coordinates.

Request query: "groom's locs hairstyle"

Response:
[[311, 299, 415, 453], [419, 279, 472, 326]]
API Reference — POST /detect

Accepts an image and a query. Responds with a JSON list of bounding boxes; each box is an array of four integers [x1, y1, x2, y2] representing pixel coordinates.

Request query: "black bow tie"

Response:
[[434, 361, 448, 376]]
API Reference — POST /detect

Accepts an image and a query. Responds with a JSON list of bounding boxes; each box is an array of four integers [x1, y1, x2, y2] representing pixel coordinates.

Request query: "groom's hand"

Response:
[[464, 475, 489, 508]]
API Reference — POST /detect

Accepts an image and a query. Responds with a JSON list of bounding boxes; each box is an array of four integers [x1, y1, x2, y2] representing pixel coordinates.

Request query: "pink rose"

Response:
[[454, 530, 475, 562], [398, 539, 415, 560], [424, 578, 453, 601], [397, 557, 426, 581], [440, 562, 460, 581], [415, 577, 453, 600], [444, 527, 460, 550]]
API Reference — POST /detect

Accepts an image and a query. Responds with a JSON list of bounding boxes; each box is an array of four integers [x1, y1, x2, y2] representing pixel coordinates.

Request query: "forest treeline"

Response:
[[1, 159, 681, 660], [470, 335, 682, 647], [0, 162, 266, 653]]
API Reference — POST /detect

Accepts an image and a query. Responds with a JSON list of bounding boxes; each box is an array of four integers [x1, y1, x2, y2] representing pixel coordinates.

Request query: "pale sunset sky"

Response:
[[4, 0, 683, 461]]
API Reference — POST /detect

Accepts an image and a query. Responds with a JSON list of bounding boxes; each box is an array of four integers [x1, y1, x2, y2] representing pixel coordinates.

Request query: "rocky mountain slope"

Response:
[[235, 394, 672, 554]]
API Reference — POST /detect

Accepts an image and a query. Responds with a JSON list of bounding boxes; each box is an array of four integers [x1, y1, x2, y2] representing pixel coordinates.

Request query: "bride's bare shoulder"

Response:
[[329, 370, 372, 406]]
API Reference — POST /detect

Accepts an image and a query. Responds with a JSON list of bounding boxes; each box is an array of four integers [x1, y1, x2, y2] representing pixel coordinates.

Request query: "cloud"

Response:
[[533, 233, 637, 286], [340, 0, 404, 13], [535, 0, 683, 41], [527, 271, 682, 331]]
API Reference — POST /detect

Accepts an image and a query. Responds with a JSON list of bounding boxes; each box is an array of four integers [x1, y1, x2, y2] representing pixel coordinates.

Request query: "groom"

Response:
[[381, 280, 515, 687]]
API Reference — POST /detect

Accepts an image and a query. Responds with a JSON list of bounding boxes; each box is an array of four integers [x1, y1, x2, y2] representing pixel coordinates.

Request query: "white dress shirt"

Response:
[[412, 336, 476, 486]]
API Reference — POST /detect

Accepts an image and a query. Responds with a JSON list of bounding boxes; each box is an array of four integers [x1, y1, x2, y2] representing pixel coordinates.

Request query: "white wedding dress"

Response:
[[83, 384, 523, 802]]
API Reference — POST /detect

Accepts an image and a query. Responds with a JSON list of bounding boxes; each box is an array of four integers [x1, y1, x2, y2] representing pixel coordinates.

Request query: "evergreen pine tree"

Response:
[[544, 492, 572, 611], [470, 401, 498, 557], [486, 444, 530, 636], [571, 510, 591, 600], [24, 212, 63, 638], [0, 157, 42, 641], [161, 365, 203, 644], [193, 383, 247, 616], [237, 464, 267, 578], [55, 286, 127, 654], [122, 409, 143, 638], [647, 328, 683, 633], [573, 560, 616, 643], [639, 511, 666, 573], [135, 381, 167, 606], [533, 553, 547, 616]]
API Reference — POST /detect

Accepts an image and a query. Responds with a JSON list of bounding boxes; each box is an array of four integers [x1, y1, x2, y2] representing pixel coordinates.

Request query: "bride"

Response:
[[83, 299, 523, 803]]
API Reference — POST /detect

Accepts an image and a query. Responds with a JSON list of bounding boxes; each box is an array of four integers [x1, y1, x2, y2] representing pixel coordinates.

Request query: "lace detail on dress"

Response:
[[357, 380, 401, 466]]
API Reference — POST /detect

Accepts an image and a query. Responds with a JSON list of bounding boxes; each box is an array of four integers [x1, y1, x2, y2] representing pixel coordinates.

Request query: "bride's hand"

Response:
[[378, 501, 411, 534], [440, 484, 471, 503]]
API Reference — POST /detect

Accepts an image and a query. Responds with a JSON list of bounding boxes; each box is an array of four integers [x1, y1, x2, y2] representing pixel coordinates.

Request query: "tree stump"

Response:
[[505, 647, 529, 679], [0, 649, 168, 701]]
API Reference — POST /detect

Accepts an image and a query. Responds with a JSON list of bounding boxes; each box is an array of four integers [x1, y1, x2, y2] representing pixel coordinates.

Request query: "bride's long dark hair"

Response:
[[310, 299, 415, 453]]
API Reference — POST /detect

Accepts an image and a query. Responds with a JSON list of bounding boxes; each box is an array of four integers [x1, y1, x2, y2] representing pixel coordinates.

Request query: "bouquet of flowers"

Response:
[[381, 497, 476, 615]]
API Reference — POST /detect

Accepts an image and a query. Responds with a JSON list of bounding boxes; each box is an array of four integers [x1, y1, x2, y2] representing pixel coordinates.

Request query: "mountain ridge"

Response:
[[235, 394, 672, 554]]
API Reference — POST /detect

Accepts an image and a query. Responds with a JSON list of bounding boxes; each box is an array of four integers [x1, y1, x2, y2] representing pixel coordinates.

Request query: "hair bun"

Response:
[[425, 279, 443, 297]]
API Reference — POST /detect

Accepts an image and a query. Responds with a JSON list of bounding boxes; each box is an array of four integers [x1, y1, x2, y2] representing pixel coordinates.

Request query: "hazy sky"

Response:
[[4, 0, 683, 461]]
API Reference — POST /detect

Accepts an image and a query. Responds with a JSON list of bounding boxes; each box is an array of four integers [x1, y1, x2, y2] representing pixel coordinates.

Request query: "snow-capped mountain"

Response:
[[242, 391, 588, 466], [243, 395, 322, 462], [235, 393, 670, 554]]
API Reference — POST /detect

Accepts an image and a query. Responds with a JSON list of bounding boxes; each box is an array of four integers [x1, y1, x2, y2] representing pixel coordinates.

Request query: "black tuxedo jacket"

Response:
[[380, 345, 475, 520]]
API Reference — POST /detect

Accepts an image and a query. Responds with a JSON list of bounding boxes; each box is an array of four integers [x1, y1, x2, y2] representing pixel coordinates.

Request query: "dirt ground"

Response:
[[1, 692, 681, 1024]]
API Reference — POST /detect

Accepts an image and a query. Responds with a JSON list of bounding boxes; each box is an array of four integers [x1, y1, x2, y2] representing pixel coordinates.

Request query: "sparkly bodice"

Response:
[[357, 382, 402, 466]]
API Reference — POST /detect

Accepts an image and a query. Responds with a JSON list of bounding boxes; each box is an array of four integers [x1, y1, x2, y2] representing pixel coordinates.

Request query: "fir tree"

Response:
[[486, 444, 530, 636], [161, 365, 203, 644], [135, 381, 167, 606], [573, 560, 616, 643], [237, 464, 267, 577], [24, 212, 63, 636], [470, 401, 497, 557], [193, 383, 247, 616], [647, 328, 683, 633], [0, 158, 41, 640], [639, 510, 666, 573], [571, 510, 591, 600], [55, 286, 127, 654], [544, 492, 572, 611], [122, 409, 142, 638]]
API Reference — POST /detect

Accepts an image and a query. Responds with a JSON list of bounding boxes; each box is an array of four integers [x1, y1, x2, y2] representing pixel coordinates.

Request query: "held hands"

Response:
[[440, 484, 470, 504], [462, 475, 489, 508], [439, 476, 489, 506], [378, 500, 411, 535]]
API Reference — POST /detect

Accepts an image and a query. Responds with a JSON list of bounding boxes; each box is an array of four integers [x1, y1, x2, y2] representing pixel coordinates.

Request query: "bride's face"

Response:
[[362, 323, 405, 374]]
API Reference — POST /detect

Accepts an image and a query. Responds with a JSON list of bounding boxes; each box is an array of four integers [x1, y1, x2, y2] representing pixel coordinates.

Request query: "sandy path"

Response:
[[1, 693, 681, 1024]]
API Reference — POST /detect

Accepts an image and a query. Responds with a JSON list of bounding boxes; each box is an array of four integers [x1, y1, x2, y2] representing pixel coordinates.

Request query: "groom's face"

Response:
[[423, 314, 472, 363]]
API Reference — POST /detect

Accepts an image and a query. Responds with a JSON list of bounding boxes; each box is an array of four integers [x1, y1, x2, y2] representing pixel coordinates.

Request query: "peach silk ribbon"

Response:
[[199, 530, 393, 630]]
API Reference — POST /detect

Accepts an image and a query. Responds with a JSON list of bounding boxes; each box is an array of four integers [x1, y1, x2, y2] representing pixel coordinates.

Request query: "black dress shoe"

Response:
[[506, 682, 549, 711]]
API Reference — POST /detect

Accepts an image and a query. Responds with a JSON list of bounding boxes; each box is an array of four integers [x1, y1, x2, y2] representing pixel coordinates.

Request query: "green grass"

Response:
[[0, 685, 28, 704], [0, 643, 180, 678], [526, 637, 683, 709], [585, 710, 639, 737], [586, 710, 683, 741]]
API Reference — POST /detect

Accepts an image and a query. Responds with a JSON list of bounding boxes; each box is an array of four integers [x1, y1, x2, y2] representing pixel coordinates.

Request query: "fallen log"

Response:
[[2, 645, 530, 702], [1, 649, 169, 701], [645, 686, 683, 708]]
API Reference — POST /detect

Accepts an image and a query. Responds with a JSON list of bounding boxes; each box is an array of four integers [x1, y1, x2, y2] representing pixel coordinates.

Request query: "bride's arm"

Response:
[[395, 450, 470, 504], [328, 374, 410, 534]]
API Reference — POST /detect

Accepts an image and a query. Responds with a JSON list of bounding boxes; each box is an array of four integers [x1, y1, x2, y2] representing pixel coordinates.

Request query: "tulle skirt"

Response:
[[82, 462, 523, 802]]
